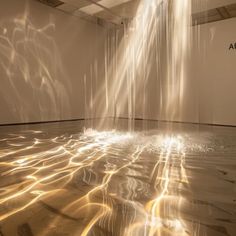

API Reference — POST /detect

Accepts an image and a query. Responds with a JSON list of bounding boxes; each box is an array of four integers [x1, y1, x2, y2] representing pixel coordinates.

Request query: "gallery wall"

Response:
[[1, 0, 236, 127], [110, 16, 236, 126], [0, 0, 107, 125], [191, 17, 236, 126]]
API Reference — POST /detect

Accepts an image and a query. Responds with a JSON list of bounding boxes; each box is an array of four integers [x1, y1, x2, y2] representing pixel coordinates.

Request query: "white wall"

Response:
[[191, 18, 236, 126], [108, 16, 236, 126], [0, 0, 107, 125], [155, 17, 236, 126], [1, 0, 236, 127]]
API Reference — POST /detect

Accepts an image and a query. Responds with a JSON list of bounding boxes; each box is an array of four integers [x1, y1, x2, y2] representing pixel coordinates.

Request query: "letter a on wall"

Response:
[[229, 43, 234, 50]]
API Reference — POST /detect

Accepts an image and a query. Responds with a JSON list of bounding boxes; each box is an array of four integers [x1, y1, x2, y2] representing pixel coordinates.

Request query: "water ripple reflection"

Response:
[[0, 122, 236, 236]]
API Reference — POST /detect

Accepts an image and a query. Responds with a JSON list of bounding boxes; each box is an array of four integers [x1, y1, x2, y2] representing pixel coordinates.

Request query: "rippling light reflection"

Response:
[[145, 135, 187, 236], [0, 128, 192, 235]]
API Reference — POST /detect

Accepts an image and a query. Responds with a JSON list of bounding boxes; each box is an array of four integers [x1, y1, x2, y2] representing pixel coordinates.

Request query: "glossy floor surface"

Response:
[[0, 119, 236, 236]]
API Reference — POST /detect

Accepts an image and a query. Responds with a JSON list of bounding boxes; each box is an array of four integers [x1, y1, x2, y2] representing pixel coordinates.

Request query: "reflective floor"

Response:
[[0, 119, 236, 236]]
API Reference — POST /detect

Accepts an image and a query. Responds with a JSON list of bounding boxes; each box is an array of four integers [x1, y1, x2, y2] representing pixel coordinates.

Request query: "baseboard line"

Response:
[[112, 116, 236, 128], [0, 117, 236, 128]]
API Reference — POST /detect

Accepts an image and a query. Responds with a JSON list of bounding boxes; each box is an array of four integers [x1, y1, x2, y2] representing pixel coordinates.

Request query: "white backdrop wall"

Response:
[[191, 18, 236, 126], [1, 0, 236, 126], [111, 17, 236, 126], [0, 0, 107, 125]]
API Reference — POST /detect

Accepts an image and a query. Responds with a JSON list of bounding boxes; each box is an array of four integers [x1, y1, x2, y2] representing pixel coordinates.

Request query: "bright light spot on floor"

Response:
[[162, 135, 185, 152], [83, 129, 134, 145]]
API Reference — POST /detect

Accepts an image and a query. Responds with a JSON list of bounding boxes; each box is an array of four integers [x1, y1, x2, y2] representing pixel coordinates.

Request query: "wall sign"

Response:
[[229, 43, 236, 50]]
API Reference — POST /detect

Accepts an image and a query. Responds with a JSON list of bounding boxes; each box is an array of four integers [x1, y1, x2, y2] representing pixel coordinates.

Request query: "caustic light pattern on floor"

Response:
[[0, 121, 235, 236]]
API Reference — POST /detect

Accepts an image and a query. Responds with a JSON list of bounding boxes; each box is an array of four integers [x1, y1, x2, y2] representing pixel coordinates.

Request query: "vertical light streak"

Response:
[[164, 0, 192, 121], [95, 0, 164, 129]]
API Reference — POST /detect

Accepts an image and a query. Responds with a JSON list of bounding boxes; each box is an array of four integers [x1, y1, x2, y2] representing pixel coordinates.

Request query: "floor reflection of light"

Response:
[[144, 135, 187, 236], [0, 129, 192, 235]]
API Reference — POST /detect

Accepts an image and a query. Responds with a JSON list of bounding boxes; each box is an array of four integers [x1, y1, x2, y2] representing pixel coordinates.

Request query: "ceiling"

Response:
[[36, 0, 236, 26], [193, 2, 236, 25], [36, 0, 139, 25]]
